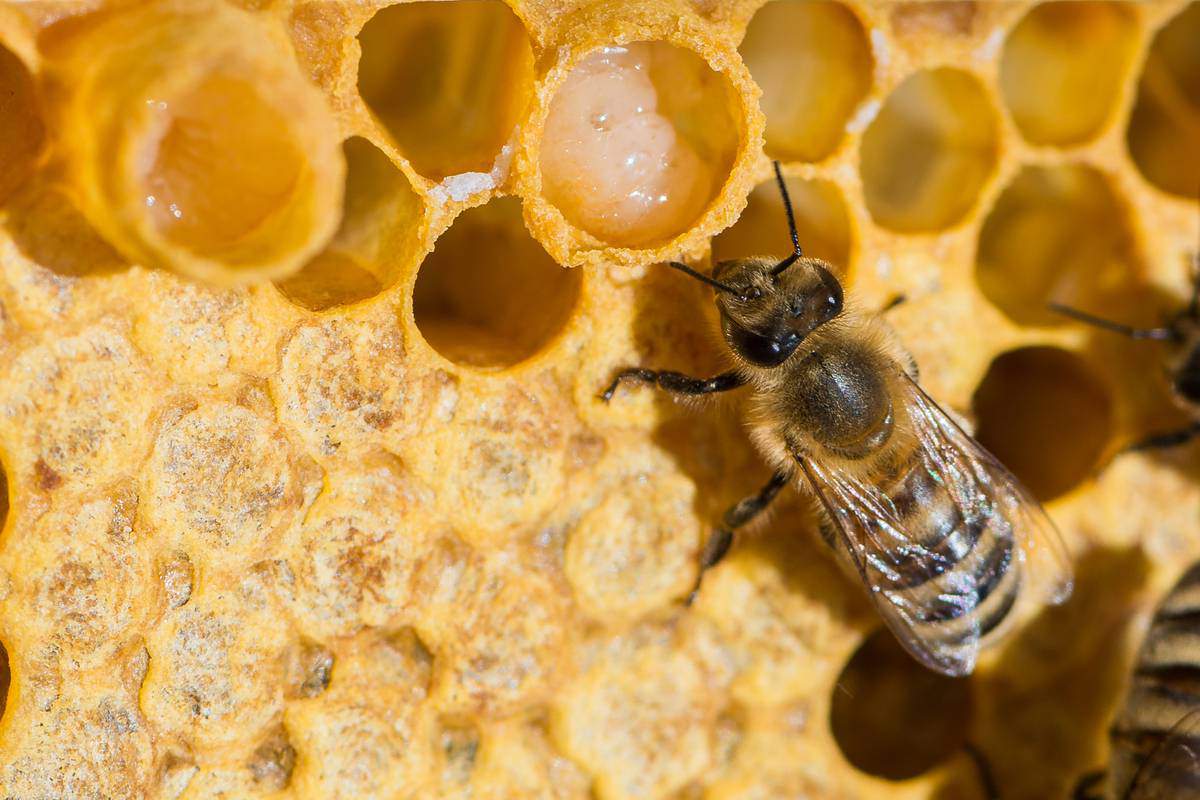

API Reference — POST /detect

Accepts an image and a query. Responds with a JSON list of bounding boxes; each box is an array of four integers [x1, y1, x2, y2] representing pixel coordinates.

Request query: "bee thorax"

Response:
[[786, 345, 895, 460]]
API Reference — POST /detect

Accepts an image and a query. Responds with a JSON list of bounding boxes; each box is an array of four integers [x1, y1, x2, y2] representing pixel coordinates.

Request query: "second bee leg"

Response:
[[599, 368, 744, 402], [687, 470, 790, 604], [1129, 422, 1200, 451]]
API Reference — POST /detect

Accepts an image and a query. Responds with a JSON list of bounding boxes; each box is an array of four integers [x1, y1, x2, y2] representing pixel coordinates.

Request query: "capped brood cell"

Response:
[[39, 0, 344, 285]]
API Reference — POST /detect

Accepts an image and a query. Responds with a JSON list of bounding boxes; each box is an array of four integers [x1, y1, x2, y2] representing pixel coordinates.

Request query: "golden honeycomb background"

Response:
[[0, 1, 1198, 798]]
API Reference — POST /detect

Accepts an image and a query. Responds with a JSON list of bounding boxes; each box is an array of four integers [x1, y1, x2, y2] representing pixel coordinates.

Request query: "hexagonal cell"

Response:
[[276, 137, 425, 311], [540, 41, 739, 248], [357, 0, 534, 181], [1000, 2, 1139, 147], [972, 346, 1113, 502], [413, 197, 581, 369], [711, 175, 852, 275], [0, 41, 43, 206], [1127, 2, 1200, 199], [739, 0, 873, 163], [41, 0, 344, 284], [860, 68, 1000, 233], [831, 628, 972, 780], [976, 164, 1144, 328]]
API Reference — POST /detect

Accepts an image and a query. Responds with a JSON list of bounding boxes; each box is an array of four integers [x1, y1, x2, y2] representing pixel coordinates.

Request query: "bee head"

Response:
[[663, 161, 843, 368], [699, 256, 843, 367]]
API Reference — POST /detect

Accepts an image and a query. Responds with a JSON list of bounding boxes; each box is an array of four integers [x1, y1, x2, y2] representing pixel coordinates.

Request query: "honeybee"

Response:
[[1083, 561, 1200, 799], [973, 563, 1200, 800], [1051, 249, 1200, 451], [601, 163, 1073, 676]]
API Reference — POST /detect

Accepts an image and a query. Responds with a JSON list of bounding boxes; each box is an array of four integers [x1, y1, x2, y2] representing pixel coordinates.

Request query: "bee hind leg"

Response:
[[599, 368, 744, 402], [1128, 421, 1200, 451], [963, 742, 1000, 800], [1070, 770, 1105, 800], [686, 470, 790, 605]]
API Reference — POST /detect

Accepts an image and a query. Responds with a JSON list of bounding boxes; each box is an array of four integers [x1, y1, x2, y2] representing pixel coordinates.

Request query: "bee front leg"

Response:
[[1070, 771, 1104, 800], [599, 368, 744, 402], [686, 470, 790, 604], [1129, 421, 1200, 451]]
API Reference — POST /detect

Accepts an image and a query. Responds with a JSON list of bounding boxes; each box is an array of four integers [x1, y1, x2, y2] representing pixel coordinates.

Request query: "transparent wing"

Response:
[[1128, 708, 1200, 800], [900, 374, 1074, 608], [795, 373, 1073, 677]]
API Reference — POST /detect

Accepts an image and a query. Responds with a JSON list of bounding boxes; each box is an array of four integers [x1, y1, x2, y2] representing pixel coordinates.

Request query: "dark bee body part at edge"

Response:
[[1051, 248, 1200, 451], [1105, 562, 1200, 799], [600, 162, 1071, 677]]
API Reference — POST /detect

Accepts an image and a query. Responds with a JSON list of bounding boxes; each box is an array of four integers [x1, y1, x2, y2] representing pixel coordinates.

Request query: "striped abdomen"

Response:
[[863, 456, 1021, 652], [1109, 563, 1200, 799]]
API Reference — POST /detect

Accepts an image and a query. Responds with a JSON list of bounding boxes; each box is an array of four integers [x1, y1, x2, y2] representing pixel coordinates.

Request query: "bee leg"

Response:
[[1128, 421, 1200, 451], [599, 368, 744, 402], [686, 470, 790, 604], [963, 742, 999, 800], [1070, 770, 1105, 800]]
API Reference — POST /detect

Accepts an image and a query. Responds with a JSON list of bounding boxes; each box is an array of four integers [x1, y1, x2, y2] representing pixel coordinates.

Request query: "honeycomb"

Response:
[[0, 1, 1197, 798]]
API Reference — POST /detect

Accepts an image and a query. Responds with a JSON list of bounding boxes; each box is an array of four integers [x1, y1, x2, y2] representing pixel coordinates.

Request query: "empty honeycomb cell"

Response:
[[739, 0, 873, 163], [976, 163, 1143, 327], [413, 197, 581, 369], [830, 628, 972, 780], [860, 68, 1000, 232], [1127, 2, 1200, 199], [2, 182, 128, 278], [357, 0, 534, 181], [711, 175, 853, 274], [0, 42, 44, 207], [42, 0, 343, 285], [972, 346, 1113, 502], [540, 41, 739, 248], [1000, 2, 1139, 147], [276, 137, 425, 311]]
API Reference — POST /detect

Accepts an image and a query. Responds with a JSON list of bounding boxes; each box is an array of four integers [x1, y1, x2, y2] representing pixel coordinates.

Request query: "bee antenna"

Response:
[[770, 160, 802, 277], [667, 261, 739, 294]]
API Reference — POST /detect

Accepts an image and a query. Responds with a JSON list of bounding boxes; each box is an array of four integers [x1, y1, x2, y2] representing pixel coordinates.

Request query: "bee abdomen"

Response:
[[867, 463, 1021, 642], [1109, 564, 1200, 797]]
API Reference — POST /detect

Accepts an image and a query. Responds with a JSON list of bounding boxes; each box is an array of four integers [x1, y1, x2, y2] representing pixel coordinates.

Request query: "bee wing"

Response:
[[1127, 708, 1200, 800], [795, 373, 1073, 677], [900, 374, 1074, 609]]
